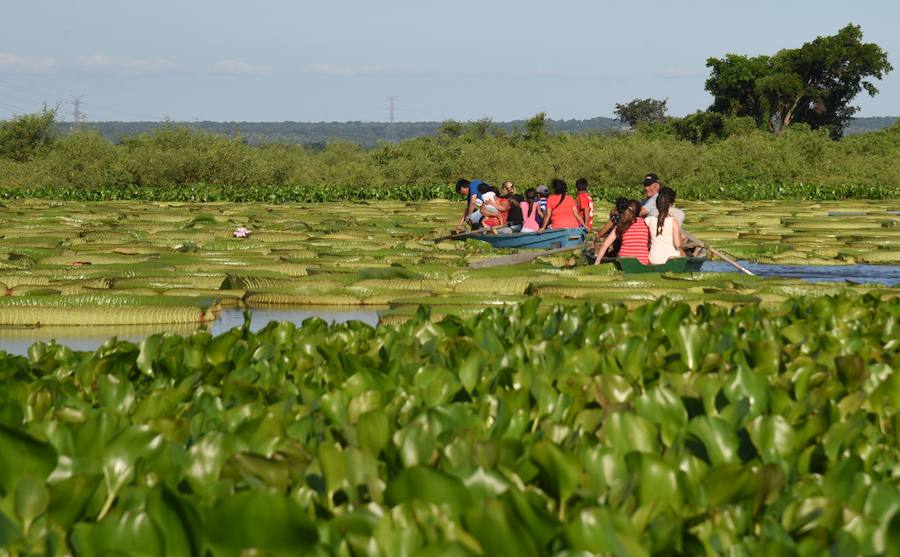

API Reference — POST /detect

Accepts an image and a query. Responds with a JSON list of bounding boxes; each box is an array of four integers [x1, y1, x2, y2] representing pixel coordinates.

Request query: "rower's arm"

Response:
[[594, 230, 617, 264]]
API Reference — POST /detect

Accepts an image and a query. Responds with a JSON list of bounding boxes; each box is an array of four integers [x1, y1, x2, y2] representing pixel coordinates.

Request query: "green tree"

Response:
[[706, 24, 892, 137], [524, 112, 549, 142], [0, 107, 58, 161], [614, 98, 668, 129]]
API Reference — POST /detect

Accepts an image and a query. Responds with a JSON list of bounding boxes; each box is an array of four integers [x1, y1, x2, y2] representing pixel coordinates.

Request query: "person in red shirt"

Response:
[[538, 178, 585, 231], [593, 200, 650, 265], [575, 178, 594, 231]]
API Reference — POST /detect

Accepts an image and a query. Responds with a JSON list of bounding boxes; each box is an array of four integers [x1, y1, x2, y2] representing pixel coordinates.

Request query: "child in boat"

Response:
[[535, 184, 550, 228], [521, 188, 540, 232], [594, 200, 650, 265], [538, 178, 585, 232], [575, 178, 594, 231], [645, 188, 682, 264], [478, 183, 504, 230]]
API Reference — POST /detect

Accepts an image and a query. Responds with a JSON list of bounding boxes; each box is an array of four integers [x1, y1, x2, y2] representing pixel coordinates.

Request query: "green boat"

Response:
[[616, 257, 707, 274]]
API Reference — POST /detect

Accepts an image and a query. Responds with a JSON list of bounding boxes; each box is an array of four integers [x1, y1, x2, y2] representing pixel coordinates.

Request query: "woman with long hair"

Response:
[[521, 188, 541, 232], [538, 178, 585, 231], [644, 189, 682, 264], [593, 200, 650, 265]]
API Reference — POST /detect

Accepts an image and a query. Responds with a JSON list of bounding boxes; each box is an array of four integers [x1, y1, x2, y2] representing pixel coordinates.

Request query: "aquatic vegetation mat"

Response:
[[0, 294, 898, 555], [0, 200, 897, 328]]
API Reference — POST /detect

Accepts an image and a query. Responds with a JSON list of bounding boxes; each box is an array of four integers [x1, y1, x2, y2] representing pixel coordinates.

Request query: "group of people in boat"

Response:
[[455, 173, 690, 265]]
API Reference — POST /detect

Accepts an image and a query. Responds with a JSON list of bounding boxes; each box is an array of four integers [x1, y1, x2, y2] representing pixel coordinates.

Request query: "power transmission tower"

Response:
[[69, 95, 85, 126], [386, 96, 398, 143]]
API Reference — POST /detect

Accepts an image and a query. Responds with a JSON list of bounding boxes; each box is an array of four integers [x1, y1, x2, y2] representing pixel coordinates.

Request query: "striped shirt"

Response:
[[618, 219, 650, 264]]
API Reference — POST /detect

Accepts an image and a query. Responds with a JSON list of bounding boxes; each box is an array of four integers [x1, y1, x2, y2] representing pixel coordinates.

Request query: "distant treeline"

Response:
[[53, 116, 897, 148], [56, 117, 624, 148], [1, 110, 900, 202]]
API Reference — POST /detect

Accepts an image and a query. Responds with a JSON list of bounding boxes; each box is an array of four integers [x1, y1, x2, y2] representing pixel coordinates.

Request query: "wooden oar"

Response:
[[431, 229, 483, 242], [682, 231, 754, 276], [469, 245, 583, 269]]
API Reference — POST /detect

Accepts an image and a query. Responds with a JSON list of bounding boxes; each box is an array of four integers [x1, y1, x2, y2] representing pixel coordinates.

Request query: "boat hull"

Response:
[[472, 229, 586, 250], [616, 257, 707, 274]]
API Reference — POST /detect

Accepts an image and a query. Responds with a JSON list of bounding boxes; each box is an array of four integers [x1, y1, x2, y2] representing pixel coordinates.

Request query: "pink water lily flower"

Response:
[[233, 226, 250, 238]]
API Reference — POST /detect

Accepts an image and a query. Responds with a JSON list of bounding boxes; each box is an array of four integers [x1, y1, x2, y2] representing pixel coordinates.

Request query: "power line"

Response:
[[386, 96, 398, 143]]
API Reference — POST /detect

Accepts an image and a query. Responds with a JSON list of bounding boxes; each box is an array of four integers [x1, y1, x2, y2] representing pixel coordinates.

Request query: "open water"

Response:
[[1, 263, 898, 356]]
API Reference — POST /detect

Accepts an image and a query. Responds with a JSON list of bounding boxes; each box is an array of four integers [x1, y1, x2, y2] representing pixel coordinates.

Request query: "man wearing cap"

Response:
[[639, 173, 684, 225]]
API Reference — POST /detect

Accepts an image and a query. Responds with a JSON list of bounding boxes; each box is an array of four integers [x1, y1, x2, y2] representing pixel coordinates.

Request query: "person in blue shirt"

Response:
[[455, 178, 485, 232]]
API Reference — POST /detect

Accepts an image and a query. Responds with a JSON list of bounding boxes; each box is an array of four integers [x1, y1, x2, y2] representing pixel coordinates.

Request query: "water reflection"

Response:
[[0, 306, 381, 357]]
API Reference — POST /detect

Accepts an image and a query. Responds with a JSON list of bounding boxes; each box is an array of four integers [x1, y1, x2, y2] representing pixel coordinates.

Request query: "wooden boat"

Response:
[[471, 228, 586, 250], [616, 257, 707, 274]]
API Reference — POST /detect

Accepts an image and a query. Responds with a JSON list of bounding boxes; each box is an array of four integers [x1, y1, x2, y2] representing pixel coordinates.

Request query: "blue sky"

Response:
[[1, 0, 898, 122]]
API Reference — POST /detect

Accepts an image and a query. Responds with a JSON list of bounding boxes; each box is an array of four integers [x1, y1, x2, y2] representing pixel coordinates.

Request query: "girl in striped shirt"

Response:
[[593, 200, 650, 265]]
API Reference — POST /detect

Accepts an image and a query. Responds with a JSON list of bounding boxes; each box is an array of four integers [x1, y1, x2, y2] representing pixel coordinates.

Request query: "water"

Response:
[[0, 307, 380, 357], [702, 262, 900, 286]]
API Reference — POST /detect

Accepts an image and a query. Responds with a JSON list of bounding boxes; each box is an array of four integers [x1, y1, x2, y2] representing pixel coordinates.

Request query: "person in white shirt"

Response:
[[644, 188, 683, 264]]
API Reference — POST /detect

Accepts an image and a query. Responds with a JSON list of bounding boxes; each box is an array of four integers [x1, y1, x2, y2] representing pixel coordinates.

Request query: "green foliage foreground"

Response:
[[1, 294, 899, 556]]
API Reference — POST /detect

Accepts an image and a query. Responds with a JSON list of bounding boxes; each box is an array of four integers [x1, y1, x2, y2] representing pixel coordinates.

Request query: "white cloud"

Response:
[[305, 63, 400, 77], [211, 59, 272, 76], [75, 54, 177, 74], [0, 52, 56, 73]]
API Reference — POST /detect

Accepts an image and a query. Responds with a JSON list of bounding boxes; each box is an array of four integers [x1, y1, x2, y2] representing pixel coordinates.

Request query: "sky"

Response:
[[1, 0, 898, 123]]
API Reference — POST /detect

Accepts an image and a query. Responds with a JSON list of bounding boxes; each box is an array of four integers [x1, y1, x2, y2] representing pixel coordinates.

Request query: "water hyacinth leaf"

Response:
[[530, 441, 581, 511], [356, 409, 390, 454], [458, 352, 483, 394], [386, 466, 473, 514], [603, 412, 659, 455], [703, 463, 759, 508], [136, 335, 162, 376], [0, 424, 57, 492], [204, 490, 318, 555], [393, 416, 437, 467], [185, 433, 246, 495], [674, 323, 708, 372], [146, 485, 204, 557], [71, 510, 166, 557], [564, 507, 649, 557], [97, 373, 137, 415], [687, 416, 739, 465], [99, 427, 164, 519], [747, 415, 796, 459], [14, 476, 49, 535], [463, 498, 541, 557], [634, 386, 687, 446], [48, 474, 103, 529]]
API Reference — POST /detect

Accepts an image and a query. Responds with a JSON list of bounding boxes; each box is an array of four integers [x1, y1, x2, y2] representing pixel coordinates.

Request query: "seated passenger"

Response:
[[575, 178, 594, 231], [496, 181, 523, 234], [645, 189, 682, 264], [479, 183, 504, 230], [535, 184, 550, 228], [594, 200, 650, 265], [538, 178, 585, 232], [658, 186, 684, 226], [595, 197, 628, 241], [521, 188, 540, 232]]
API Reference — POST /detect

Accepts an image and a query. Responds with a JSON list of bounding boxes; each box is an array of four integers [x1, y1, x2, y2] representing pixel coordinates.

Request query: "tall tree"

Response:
[[614, 98, 668, 129], [705, 24, 892, 137]]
